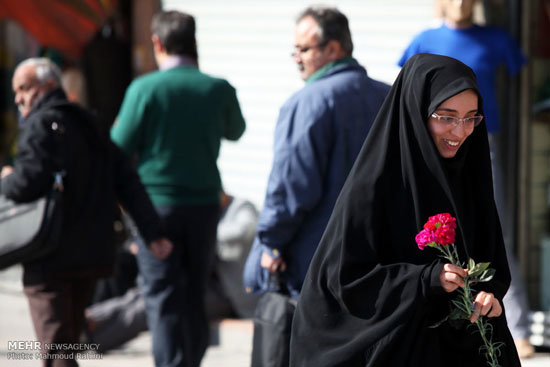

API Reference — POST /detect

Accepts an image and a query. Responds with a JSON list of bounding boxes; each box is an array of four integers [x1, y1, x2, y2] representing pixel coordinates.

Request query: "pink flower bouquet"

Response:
[[416, 213, 503, 367]]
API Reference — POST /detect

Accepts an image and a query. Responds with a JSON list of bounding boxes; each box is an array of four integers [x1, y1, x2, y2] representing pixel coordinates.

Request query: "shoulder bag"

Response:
[[0, 121, 65, 270]]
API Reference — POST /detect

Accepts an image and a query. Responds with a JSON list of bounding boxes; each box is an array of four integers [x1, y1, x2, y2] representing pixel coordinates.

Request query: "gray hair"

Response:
[[151, 10, 197, 59], [297, 6, 354, 56], [15, 57, 62, 87]]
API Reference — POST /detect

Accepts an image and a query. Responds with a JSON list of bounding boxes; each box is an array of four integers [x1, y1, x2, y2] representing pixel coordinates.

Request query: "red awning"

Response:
[[0, 0, 117, 58]]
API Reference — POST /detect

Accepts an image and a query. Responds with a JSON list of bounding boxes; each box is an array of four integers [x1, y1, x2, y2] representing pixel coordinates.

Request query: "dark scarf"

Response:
[[290, 54, 518, 367]]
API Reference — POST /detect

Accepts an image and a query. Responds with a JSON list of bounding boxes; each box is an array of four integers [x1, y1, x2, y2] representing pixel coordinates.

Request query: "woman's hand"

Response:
[[439, 263, 468, 293], [470, 291, 502, 323], [439, 264, 502, 323]]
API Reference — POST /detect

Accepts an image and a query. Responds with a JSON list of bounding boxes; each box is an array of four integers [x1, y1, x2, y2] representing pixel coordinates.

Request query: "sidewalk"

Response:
[[0, 265, 252, 367], [1, 264, 549, 367]]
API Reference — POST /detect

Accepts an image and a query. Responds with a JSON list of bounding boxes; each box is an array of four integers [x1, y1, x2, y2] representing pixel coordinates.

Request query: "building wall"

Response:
[[162, 0, 437, 207]]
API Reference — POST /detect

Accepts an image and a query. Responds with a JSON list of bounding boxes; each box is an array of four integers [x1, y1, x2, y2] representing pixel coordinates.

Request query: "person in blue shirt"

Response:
[[398, 1, 525, 134], [243, 6, 390, 298], [398, 0, 532, 358]]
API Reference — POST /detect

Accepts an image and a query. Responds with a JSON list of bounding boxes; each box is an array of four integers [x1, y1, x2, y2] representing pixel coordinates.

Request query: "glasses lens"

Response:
[[435, 115, 456, 124], [472, 116, 483, 127]]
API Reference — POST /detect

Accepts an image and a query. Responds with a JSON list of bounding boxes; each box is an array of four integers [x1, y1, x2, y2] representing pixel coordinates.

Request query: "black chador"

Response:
[[290, 54, 520, 367]]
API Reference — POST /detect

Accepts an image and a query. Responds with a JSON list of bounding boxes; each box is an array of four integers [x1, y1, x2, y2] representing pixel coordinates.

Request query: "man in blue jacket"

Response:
[[244, 6, 390, 297]]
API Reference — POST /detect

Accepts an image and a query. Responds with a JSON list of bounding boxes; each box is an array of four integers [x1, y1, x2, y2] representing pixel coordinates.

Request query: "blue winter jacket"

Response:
[[243, 59, 390, 296]]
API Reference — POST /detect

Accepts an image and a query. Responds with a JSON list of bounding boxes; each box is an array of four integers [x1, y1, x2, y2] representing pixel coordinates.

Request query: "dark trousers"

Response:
[[137, 204, 220, 367], [23, 271, 96, 367]]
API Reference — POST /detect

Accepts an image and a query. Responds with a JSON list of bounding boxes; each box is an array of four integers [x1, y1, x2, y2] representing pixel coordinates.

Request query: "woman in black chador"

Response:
[[290, 54, 521, 366]]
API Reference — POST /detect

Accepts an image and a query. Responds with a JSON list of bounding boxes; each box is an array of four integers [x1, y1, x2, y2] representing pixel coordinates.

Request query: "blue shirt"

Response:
[[243, 60, 390, 295], [398, 24, 526, 132]]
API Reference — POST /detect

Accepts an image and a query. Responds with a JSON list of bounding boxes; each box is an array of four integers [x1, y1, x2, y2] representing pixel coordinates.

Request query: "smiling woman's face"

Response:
[[427, 89, 479, 158]]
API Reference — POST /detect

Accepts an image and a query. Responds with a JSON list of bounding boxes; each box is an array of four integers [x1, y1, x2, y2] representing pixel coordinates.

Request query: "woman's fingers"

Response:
[[440, 272, 461, 292], [444, 263, 468, 278], [487, 300, 502, 318], [440, 263, 468, 292], [471, 292, 502, 323]]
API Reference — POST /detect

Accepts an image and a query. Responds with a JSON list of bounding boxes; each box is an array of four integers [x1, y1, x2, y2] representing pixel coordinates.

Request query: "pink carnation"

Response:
[[415, 228, 435, 250], [416, 213, 457, 249]]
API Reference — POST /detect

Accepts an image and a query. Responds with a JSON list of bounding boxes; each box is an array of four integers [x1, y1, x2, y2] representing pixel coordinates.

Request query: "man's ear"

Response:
[[42, 79, 57, 93], [151, 35, 165, 53], [325, 40, 345, 61]]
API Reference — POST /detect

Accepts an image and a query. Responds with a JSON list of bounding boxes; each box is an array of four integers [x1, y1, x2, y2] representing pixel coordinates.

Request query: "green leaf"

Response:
[[478, 262, 491, 273], [479, 268, 496, 282], [470, 261, 491, 278], [468, 258, 476, 272], [451, 299, 471, 315]]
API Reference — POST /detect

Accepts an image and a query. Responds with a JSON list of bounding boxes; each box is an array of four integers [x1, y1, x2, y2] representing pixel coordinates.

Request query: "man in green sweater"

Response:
[[111, 10, 246, 367]]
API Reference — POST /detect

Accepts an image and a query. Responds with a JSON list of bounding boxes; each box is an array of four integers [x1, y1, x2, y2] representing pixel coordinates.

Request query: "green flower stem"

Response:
[[474, 318, 501, 367], [436, 245, 456, 265], [439, 244, 501, 367], [460, 279, 500, 366], [451, 245, 463, 267]]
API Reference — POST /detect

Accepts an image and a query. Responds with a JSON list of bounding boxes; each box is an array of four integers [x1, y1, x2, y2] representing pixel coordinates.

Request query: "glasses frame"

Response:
[[291, 41, 328, 58], [430, 112, 484, 128]]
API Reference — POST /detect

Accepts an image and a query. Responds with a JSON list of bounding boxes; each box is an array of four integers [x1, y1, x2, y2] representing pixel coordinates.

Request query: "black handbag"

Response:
[[0, 121, 65, 270], [251, 271, 297, 367], [0, 172, 64, 270]]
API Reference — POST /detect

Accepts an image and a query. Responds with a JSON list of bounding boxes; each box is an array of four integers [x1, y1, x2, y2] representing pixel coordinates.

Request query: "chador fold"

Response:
[[290, 54, 520, 367]]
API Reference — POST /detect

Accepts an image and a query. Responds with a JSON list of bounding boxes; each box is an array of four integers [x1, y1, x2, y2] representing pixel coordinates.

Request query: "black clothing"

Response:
[[0, 88, 161, 276], [1, 86, 161, 367], [290, 54, 520, 367]]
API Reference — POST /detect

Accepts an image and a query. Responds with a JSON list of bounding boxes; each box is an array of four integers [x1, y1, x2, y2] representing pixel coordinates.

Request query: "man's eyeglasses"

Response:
[[431, 112, 484, 128], [291, 42, 327, 57]]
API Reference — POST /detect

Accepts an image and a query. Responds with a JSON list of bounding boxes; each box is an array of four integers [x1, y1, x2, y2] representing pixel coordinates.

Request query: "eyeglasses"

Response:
[[431, 112, 483, 128], [291, 42, 327, 57]]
